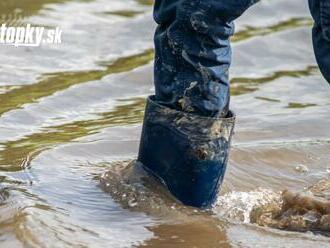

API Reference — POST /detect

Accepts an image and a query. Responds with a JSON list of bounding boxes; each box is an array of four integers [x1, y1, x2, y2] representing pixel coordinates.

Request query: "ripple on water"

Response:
[[99, 160, 207, 221], [213, 175, 330, 235], [0, 0, 329, 246], [100, 160, 330, 236], [214, 188, 282, 223]]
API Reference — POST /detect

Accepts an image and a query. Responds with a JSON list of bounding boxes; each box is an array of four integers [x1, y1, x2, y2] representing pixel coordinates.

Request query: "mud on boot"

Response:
[[138, 96, 235, 208]]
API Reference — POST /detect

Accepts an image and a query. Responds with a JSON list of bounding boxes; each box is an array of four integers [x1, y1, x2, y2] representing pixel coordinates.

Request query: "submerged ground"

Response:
[[0, 0, 329, 247]]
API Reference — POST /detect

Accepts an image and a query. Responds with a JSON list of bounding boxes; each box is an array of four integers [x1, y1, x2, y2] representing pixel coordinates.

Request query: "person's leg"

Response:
[[309, 0, 330, 83], [138, 0, 258, 208], [153, 0, 259, 117]]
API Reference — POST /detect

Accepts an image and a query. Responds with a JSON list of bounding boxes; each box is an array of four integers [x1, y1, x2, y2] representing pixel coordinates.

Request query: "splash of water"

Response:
[[99, 160, 330, 235], [250, 180, 330, 234], [99, 160, 203, 221], [213, 188, 281, 223]]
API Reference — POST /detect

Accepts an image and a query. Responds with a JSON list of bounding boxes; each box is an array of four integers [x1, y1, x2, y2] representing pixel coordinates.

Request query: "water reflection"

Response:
[[0, 50, 153, 116], [0, 0, 67, 18], [0, 98, 146, 171], [232, 17, 312, 43], [231, 66, 318, 96]]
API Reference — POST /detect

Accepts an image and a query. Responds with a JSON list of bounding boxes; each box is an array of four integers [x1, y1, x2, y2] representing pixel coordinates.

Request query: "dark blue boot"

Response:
[[138, 96, 235, 208]]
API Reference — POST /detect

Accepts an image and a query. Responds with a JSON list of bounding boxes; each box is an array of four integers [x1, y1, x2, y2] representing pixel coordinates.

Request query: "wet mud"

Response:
[[101, 161, 330, 236], [99, 160, 198, 219], [251, 179, 330, 235]]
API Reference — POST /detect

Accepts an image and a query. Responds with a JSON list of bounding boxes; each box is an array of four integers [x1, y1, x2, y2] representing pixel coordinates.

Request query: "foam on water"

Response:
[[100, 160, 330, 236], [213, 188, 281, 223], [99, 160, 206, 222], [213, 178, 330, 235]]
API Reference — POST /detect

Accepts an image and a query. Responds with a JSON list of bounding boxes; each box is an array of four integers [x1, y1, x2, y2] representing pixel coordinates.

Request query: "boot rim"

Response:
[[147, 95, 236, 121]]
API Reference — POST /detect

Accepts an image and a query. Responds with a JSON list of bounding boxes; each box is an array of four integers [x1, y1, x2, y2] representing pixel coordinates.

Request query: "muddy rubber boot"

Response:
[[138, 96, 235, 208]]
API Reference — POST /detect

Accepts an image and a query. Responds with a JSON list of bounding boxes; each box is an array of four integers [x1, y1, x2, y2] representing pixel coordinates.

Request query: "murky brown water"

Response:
[[0, 0, 329, 247], [250, 180, 330, 233]]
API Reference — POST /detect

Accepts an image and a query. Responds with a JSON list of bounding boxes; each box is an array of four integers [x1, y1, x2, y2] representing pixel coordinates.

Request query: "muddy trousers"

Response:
[[153, 0, 329, 117], [309, 0, 330, 83], [153, 0, 259, 117], [138, 0, 330, 208]]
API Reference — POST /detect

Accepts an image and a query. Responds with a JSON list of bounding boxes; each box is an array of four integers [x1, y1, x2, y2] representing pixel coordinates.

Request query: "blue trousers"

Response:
[[309, 0, 330, 83], [153, 0, 330, 117]]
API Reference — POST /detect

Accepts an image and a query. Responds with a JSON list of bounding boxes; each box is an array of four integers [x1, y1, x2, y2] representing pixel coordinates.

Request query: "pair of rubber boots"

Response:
[[138, 96, 235, 208]]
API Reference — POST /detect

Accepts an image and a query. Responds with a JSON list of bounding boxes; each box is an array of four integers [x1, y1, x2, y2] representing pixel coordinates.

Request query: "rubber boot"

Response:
[[138, 96, 235, 208]]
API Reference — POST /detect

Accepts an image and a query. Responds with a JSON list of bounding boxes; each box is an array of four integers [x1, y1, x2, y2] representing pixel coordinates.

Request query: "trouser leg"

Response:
[[309, 0, 330, 84], [153, 0, 259, 117]]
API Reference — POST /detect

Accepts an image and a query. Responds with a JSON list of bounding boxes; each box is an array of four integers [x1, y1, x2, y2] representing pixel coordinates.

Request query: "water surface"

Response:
[[0, 0, 329, 247]]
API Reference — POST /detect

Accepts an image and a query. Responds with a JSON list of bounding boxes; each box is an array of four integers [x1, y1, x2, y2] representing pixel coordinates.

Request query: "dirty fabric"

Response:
[[143, 96, 235, 143], [309, 0, 330, 84], [153, 0, 329, 119], [153, 0, 259, 117]]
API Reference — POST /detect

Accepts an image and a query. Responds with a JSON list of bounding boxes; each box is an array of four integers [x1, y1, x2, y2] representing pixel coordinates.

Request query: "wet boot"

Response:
[[137, 0, 256, 208], [138, 96, 235, 208]]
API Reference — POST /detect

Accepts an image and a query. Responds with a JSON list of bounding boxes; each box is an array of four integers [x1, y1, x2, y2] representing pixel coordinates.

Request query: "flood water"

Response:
[[0, 0, 329, 247]]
